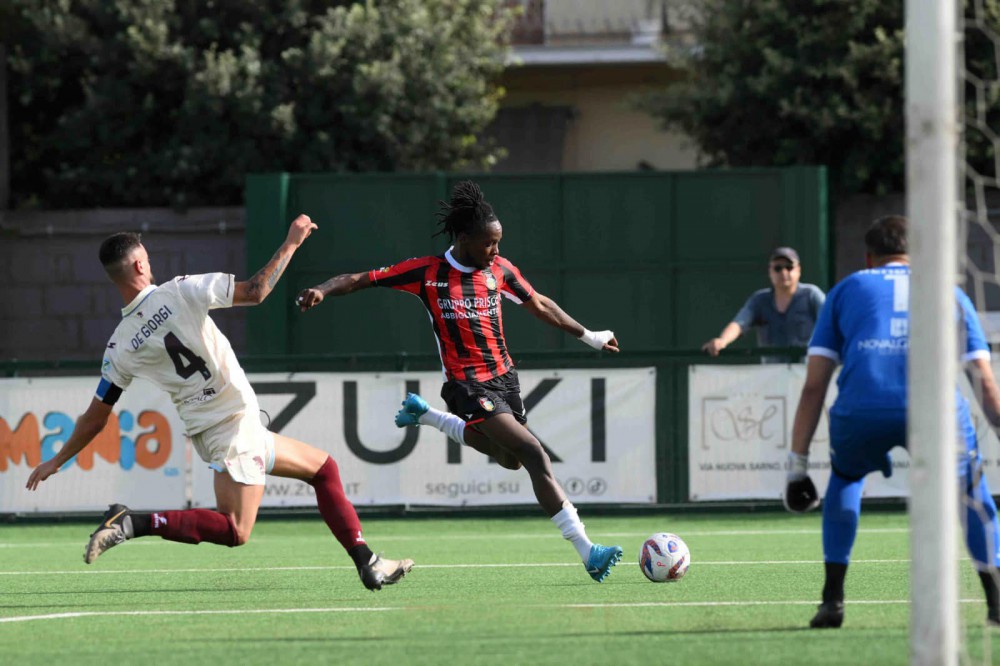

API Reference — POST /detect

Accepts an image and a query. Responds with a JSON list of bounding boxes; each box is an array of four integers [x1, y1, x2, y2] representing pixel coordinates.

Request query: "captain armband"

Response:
[[95, 377, 124, 406]]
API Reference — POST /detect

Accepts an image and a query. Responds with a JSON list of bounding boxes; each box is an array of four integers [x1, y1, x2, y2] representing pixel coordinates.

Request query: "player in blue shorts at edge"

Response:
[[784, 215, 1000, 628]]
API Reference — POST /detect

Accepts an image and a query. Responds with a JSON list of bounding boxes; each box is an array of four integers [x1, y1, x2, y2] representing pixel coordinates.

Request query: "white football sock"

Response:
[[551, 501, 593, 562], [418, 406, 467, 445]]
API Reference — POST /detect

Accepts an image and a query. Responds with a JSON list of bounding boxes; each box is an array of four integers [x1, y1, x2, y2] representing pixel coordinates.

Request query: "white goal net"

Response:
[[962, 2, 1000, 665]]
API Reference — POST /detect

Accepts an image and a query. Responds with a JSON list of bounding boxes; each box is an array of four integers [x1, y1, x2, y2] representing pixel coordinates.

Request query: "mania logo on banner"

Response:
[[687, 365, 1000, 501], [0, 377, 186, 512], [191, 368, 657, 509]]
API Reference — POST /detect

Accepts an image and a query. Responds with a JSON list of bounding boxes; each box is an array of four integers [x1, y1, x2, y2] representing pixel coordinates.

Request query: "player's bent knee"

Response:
[[511, 439, 550, 474], [231, 527, 252, 547], [224, 516, 254, 547]]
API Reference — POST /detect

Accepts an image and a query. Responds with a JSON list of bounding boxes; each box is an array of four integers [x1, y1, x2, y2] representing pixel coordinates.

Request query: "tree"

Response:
[[7, 0, 514, 208], [639, 0, 904, 196], [0, 1, 21, 210], [640, 0, 1000, 197], [965, 0, 1000, 189]]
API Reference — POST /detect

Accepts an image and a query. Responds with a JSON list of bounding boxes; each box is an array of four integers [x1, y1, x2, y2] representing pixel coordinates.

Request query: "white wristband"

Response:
[[787, 451, 809, 482], [579, 329, 614, 351]]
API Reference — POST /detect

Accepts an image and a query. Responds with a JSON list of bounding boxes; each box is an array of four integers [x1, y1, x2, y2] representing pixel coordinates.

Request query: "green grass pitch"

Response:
[[1, 510, 998, 665]]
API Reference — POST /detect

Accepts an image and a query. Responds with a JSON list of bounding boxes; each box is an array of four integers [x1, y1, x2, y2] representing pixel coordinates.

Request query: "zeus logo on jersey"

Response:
[[130, 305, 174, 350]]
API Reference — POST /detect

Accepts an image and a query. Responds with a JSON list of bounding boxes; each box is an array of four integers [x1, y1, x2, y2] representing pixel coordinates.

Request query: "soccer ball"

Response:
[[639, 532, 690, 582]]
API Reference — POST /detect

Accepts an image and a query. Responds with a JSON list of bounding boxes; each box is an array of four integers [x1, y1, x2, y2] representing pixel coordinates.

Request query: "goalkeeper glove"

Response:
[[783, 451, 820, 513]]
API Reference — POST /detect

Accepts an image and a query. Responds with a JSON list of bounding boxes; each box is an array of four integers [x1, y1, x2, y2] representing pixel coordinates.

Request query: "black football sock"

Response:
[[979, 570, 1000, 619], [348, 544, 375, 571], [822, 562, 848, 604], [128, 512, 152, 537]]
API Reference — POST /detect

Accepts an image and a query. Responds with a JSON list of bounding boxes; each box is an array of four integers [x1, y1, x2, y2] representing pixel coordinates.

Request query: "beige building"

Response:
[[494, 0, 698, 173]]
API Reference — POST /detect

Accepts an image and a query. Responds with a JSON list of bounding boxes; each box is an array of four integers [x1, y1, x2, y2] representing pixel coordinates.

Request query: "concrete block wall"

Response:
[[0, 208, 246, 362]]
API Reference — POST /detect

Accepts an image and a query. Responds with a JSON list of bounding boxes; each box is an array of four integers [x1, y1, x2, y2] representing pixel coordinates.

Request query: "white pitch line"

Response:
[[408, 559, 922, 567], [0, 607, 400, 624], [272, 527, 912, 539], [561, 599, 986, 609], [0, 558, 926, 576], [0, 598, 988, 625], [342, 528, 911, 540], [0, 527, 910, 549]]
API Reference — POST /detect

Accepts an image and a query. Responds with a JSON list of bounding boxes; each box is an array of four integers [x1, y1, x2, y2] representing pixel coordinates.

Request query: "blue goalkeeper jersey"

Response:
[[808, 263, 990, 414]]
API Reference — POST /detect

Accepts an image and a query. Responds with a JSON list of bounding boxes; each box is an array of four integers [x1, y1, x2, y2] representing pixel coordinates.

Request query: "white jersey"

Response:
[[99, 273, 258, 435]]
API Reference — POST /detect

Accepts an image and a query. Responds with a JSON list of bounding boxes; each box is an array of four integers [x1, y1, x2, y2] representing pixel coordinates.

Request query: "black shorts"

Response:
[[441, 368, 527, 428]]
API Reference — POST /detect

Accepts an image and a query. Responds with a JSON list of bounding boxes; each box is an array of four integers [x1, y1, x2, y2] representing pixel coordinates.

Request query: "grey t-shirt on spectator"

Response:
[[732, 283, 826, 348]]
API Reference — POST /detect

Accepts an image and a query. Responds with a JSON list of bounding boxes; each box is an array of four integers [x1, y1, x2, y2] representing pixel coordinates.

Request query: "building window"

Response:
[[489, 104, 575, 173]]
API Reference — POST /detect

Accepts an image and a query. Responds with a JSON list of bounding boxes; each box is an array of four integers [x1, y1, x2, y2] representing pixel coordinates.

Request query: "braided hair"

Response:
[[434, 180, 498, 240]]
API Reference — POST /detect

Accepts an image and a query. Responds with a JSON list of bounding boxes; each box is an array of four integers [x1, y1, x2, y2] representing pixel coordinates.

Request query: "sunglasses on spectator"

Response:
[[770, 263, 795, 272]]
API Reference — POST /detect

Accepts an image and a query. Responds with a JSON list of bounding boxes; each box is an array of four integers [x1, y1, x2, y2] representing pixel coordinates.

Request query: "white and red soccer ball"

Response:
[[639, 532, 691, 582]]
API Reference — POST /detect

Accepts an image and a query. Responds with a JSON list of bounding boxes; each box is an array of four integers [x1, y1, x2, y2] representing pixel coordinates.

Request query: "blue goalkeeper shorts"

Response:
[[829, 403, 977, 481]]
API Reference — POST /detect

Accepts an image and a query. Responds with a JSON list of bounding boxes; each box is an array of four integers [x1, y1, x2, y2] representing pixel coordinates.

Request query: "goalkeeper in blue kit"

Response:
[[784, 215, 1000, 628]]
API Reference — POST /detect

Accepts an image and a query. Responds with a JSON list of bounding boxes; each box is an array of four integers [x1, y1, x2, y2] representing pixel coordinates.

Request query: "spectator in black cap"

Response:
[[701, 247, 826, 361]]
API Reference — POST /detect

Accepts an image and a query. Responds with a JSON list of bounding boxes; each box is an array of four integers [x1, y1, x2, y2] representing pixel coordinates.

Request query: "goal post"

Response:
[[905, 0, 961, 664], [909, 2, 1000, 662]]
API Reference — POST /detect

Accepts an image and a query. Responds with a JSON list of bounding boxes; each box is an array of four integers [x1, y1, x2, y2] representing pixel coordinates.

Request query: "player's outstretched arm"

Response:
[[296, 271, 373, 312], [26, 398, 113, 490], [233, 214, 317, 306], [521, 292, 619, 352], [970, 358, 1000, 426]]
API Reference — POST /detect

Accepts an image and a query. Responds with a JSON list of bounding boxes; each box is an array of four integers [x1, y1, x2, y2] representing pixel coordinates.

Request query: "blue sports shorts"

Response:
[[828, 404, 977, 481]]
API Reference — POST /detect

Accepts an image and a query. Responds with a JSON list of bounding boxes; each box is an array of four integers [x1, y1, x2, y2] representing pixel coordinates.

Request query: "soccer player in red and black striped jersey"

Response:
[[296, 181, 625, 582]]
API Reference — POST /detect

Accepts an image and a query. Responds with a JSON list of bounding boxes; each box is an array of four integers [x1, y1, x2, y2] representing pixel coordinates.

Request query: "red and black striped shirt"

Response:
[[369, 249, 535, 382]]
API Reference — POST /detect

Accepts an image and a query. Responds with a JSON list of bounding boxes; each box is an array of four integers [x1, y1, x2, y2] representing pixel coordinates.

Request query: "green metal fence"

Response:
[[245, 168, 828, 357]]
